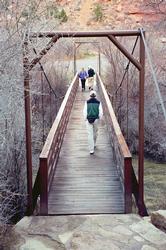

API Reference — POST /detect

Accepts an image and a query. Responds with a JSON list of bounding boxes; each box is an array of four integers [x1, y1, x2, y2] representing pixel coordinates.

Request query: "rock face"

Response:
[[11, 214, 166, 250], [151, 210, 166, 233]]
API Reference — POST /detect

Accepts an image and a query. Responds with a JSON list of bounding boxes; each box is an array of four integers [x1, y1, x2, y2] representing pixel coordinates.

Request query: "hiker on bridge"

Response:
[[78, 68, 88, 91], [83, 90, 103, 155], [87, 66, 95, 91]]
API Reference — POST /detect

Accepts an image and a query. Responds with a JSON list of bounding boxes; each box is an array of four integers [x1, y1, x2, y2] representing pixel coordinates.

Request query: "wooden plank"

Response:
[[49, 191, 123, 196], [48, 210, 124, 215]]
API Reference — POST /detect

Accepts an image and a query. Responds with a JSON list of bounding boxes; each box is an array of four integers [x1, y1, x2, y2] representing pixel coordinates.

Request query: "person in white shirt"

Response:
[[87, 66, 95, 91], [83, 90, 103, 154]]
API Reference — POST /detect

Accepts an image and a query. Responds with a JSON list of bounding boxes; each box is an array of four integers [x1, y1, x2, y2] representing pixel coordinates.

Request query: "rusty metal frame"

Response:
[[23, 38, 33, 215], [107, 35, 141, 70], [139, 29, 145, 216], [23, 29, 146, 215], [73, 41, 101, 75]]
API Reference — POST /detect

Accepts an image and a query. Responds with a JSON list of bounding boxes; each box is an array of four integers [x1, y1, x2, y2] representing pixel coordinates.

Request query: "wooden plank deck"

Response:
[[48, 89, 124, 214]]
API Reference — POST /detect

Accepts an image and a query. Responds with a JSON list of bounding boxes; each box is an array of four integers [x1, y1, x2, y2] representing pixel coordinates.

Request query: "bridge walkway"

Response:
[[48, 89, 124, 214]]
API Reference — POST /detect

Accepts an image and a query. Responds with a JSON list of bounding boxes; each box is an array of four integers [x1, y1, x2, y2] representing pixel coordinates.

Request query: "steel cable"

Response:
[[114, 36, 139, 96], [140, 28, 166, 120], [32, 46, 58, 98]]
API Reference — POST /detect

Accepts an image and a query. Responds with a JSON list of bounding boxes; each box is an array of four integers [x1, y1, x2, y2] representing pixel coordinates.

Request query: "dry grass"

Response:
[[0, 224, 19, 250], [133, 157, 166, 213]]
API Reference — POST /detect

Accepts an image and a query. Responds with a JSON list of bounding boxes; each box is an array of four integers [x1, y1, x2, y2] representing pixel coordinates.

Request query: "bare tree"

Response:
[[0, 0, 71, 228], [99, 35, 166, 162], [146, 0, 166, 15]]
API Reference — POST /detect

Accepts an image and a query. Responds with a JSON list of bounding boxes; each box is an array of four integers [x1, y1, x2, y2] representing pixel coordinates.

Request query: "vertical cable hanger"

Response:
[[30, 44, 58, 99], [49, 85, 52, 128], [112, 36, 139, 127], [41, 71, 45, 145], [126, 70, 129, 144], [119, 84, 122, 127], [114, 36, 139, 96]]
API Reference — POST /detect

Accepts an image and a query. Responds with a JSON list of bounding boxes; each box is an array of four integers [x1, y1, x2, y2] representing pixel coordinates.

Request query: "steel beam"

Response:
[[40, 158, 48, 215], [29, 30, 141, 38], [29, 35, 59, 71], [138, 30, 145, 216], [73, 41, 100, 75], [23, 40, 33, 215], [23, 28, 147, 216], [107, 35, 141, 70], [124, 157, 132, 213]]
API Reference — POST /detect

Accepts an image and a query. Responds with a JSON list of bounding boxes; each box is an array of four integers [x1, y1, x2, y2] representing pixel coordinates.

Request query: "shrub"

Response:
[[21, 1, 38, 19], [58, 9, 68, 22], [93, 4, 103, 22], [46, 4, 59, 18], [46, 4, 68, 22], [21, 9, 29, 18]]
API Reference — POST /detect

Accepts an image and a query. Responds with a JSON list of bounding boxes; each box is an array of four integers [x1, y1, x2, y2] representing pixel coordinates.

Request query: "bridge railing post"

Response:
[[138, 29, 145, 216], [124, 157, 132, 213], [39, 157, 48, 215], [23, 39, 33, 215]]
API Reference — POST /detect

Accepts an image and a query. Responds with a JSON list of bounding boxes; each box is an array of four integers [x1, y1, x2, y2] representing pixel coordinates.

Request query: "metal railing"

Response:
[[97, 73, 148, 215], [97, 73, 132, 213], [32, 72, 149, 215], [32, 74, 79, 215]]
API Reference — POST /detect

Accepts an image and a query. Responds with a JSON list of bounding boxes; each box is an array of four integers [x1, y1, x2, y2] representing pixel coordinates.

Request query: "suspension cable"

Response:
[[126, 70, 129, 144], [114, 36, 139, 95], [140, 28, 166, 121], [32, 47, 58, 98], [41, 72, 45, 145]]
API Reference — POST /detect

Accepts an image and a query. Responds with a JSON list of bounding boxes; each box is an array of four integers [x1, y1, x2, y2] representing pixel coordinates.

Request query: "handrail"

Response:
[[97, 73, 132, 213], [32, 74, 79, 215], [97, 73, 148, 216], [97, 74, 131, 158], [40, 74, 78, 158]]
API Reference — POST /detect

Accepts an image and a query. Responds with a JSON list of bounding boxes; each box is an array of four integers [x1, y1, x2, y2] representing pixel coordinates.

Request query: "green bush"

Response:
[[46, 4, 59, 18], [58, 9, 68, 22], [21, 9, 29, 18], [21, 0, 38, 19], [93, 4, 103, 22], [46, 5, 68, 22]]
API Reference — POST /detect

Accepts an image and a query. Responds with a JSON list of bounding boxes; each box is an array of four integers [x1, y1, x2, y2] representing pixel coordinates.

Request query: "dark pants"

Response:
[[81, 79, 86, 90]]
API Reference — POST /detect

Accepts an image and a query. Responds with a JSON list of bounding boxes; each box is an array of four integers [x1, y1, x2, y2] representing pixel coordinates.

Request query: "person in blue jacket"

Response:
[[78, 68, 88, 91]]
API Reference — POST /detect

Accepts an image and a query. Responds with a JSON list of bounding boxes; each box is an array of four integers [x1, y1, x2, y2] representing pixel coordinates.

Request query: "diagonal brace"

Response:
[[28, 35, 59, 71], [107, 35, 141, 71]]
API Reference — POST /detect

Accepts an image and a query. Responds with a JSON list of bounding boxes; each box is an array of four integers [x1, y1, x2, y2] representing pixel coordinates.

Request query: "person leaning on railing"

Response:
[[83, 90, 103, 155]]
